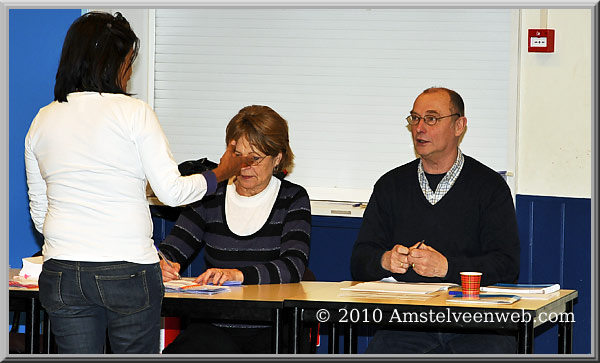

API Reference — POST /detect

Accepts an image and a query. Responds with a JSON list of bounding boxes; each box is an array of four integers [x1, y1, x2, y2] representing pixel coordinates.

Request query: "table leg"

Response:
[[328, 323, 340, 354], [273, 308, 281, 354], [42, 310, 52, 354], [343, 323, 357, 354], [290, 307, 300, 354], [558, 300, 574, 354], [25, 297, 40, 354], [517, 317, 534, 354]]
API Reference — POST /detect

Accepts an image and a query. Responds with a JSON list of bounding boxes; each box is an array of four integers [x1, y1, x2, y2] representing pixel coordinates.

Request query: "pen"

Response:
[[408, 240, 424, 270], [157, 248, 181, 280]]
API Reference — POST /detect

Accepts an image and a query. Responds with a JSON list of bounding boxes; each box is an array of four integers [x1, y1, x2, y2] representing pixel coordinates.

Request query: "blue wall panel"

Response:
[[309, 216, 362, 282], [151, 206, 204, 278], [516, 195, 591, 354], [9, 9, 81, 268], [307, 216, 370, 353]]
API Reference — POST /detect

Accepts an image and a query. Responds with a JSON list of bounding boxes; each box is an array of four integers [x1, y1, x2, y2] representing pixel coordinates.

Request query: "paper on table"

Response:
[[9, 280, 39, 289], [163, 279, 199, 289], [480, 283, 560, 294], [380, 277, 458, 289], [18, 256, 43, 282], [163, 279, 234, 295], [446, 293, 521, 305], [341, 281, 457, 294], [339, 290, 438, 301], [472, 290, 560, 300], [380, 277, 402, 283]]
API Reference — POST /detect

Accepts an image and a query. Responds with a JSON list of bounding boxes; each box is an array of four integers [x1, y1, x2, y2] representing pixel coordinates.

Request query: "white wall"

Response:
[[516, 9, 592, 199], [152, 8, 517, 204], [120, 9, 151, 104], [94, 8, 151, 103], [118, 8, 594, 200]]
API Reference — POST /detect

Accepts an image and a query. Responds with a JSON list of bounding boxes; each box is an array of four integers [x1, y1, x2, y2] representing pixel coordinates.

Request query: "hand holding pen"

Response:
[[382, 244, 410, 274], [157, 248, 181, 281], [408, 240, 425, 270], [408, 240, 449, 278]]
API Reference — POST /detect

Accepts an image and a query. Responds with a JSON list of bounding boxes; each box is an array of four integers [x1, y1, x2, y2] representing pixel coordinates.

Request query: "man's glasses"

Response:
[[406, 113, 460, 126]]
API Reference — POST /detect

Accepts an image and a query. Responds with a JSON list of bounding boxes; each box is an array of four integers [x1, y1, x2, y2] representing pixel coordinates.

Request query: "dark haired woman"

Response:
[[24, 11, 248, 354]]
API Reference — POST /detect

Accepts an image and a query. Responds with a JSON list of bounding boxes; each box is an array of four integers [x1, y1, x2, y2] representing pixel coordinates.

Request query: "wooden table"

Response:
[[9, 280, 577, 355], [284, 281, 578, 354], [161, 281, 332, 353], [9, 280, 336, 354]]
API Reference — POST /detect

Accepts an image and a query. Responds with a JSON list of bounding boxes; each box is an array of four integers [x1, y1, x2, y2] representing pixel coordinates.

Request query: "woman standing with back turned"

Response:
[[24, 11, 249, 354]]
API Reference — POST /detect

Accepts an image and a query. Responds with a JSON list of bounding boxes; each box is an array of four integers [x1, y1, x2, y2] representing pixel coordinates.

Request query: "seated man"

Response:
[[350, 87, 520, 354], [158, 105, 311, 354]]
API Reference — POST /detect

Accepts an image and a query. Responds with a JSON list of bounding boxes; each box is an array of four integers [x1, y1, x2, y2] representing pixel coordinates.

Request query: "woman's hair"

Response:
[[225, 105, 295, 173], [54, 11, 139, 102]]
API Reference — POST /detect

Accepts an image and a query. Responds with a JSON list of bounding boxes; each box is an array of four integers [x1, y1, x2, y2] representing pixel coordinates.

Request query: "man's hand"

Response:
[[407, 241, 448, 278], [194, 268, 243, 286], [212, 141, 253, 182], [381, 244, 410, 274]]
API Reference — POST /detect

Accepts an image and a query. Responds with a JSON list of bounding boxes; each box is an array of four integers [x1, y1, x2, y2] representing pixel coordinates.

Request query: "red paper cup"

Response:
[[460, 272, 482, 298]]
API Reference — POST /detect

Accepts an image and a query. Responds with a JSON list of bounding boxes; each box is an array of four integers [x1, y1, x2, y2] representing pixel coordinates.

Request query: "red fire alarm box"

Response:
[[528, 29, 555, 53]]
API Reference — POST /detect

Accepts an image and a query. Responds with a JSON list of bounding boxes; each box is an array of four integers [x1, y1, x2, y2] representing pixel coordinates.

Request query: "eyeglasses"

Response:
[[406, 113, 460, 126], [236, 153, 267, 166], [248, 155, 267, 166]]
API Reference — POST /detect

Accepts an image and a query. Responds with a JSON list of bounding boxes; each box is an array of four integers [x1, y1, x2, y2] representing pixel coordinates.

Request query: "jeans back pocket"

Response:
[[96, 270, 150, 315], [38, 269, 66, 313]]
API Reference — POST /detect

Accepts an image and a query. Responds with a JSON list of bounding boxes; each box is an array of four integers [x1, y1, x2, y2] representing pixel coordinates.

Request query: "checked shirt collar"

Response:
[[417, 148, 464, 205]]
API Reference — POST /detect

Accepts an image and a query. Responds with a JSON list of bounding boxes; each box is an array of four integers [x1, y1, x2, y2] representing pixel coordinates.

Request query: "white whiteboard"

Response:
[[152, 8, 517, 203]]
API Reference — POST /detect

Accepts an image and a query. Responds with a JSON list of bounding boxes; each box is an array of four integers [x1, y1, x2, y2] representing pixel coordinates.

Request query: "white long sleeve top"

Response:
[[24, 92, 211, 264]]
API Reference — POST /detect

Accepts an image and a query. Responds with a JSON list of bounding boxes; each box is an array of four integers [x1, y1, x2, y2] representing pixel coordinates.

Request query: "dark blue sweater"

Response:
[[350, 155, 520, 286]]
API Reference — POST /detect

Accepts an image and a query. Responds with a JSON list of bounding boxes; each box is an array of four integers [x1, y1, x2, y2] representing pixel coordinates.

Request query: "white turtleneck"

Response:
[[225, 176, 281, 236]]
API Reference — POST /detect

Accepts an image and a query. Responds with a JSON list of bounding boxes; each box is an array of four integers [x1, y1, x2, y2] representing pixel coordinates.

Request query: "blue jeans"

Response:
[[39, 259, 164, 354], [365, 328, 517, 354]]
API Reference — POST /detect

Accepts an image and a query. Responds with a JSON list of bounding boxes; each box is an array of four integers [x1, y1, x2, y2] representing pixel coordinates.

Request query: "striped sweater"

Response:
[[158, 178, 311, 284]]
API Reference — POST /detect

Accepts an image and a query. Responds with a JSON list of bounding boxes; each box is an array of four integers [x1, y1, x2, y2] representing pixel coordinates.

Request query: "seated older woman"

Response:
[[158, 105, 311, 354]]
